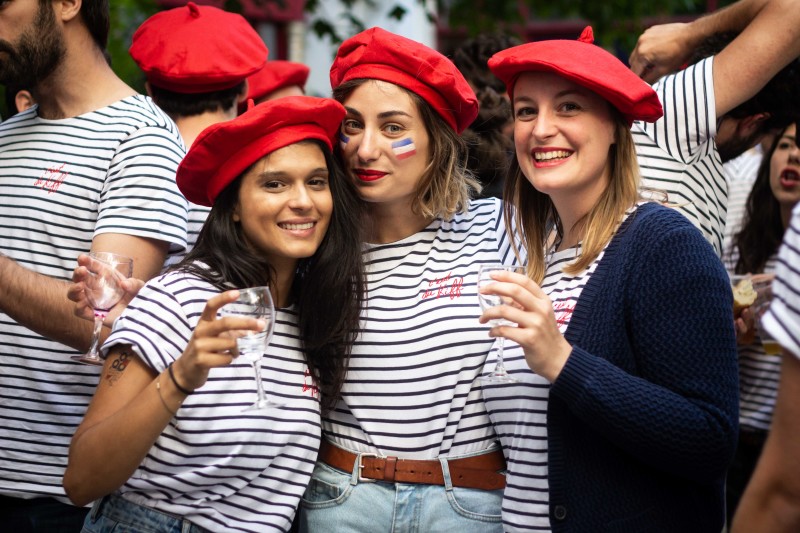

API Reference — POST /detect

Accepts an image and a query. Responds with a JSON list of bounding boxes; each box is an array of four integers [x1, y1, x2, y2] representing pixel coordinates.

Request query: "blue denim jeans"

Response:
[[298, 451, 503, 533], [82, 494, 210, 533]]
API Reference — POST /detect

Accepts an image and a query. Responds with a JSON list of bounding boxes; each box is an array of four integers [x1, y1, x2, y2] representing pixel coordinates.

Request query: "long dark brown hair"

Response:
[[177, 140, 365, 412], [733, 126, 791, 275]]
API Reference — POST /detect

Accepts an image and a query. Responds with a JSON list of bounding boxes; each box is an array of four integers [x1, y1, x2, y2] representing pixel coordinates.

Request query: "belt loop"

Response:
[[439, 457, 454, 492], [182, 519, 193, 533], [89, 495, 106, 523]]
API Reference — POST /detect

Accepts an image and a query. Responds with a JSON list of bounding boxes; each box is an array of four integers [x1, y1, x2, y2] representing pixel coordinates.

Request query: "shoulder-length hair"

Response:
[[733, 126, 790, 274], [332, 79, 480, 219], [176, 140, 365, 413], [504, 109, 640, 283]]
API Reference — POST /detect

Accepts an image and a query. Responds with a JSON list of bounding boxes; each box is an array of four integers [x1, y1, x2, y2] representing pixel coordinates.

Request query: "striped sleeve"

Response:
[[762, 203, 800, 356], [634, 57, 727, 256]]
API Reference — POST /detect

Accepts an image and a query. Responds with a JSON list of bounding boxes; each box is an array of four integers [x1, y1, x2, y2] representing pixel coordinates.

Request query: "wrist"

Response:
[[167, 362, 195, 396]]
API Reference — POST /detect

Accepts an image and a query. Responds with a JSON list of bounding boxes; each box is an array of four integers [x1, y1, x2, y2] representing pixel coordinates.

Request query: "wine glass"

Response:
[[219, 286, 282, 410], [478, 264, 524, 383], [71, 252, 133, 365]]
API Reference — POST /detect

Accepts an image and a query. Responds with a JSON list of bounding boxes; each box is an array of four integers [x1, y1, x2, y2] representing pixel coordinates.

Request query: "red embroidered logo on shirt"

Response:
[[303, 368, 320, 398], [421, 271, 464, 300], [34, 163, 69, 193], [553, 301, 576, 327]]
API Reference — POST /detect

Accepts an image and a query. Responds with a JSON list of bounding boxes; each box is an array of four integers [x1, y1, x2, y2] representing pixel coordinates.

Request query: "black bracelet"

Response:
[[167, 362, 194, 396]]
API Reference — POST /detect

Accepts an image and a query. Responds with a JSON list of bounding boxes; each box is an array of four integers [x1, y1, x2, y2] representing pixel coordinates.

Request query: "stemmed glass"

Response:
[[219, 286, 282, 410], [71, 252, 133, 365], [478, 264, 524, 383]]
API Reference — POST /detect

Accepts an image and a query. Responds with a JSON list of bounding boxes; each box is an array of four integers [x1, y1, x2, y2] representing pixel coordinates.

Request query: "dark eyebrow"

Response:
[[258, 168, 329, 179], [344, 106, 412, 121], [514, 89, 590, 104]]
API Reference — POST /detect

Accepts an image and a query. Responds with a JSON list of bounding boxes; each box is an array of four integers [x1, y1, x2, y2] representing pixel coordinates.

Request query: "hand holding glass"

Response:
[[219, 287, 282, 410], [72, 252, 133, 365], [478, 264, 524, 383]]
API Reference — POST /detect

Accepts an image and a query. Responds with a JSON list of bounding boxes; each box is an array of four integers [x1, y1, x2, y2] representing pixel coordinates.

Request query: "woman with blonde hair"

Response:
[[478, 28, 739, 532]]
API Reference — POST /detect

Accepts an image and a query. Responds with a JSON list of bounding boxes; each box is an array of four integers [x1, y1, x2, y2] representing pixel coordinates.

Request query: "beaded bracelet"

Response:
[[155, 375, 177, 416], [167, 362, 194, 396]]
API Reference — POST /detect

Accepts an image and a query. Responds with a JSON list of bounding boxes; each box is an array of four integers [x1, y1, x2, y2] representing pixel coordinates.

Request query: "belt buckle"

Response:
[[357, 452, 381, 482]]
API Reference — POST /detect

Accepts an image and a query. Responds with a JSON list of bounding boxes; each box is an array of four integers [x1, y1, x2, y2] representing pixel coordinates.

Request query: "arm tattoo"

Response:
[[105, 349, 132, 387]]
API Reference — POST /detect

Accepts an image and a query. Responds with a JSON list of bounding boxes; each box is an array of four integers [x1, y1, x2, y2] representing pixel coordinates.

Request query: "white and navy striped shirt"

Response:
[[634, 58, 727, 256], [105, 269, 321, 533], [0, 96, 188, 502], [323, 198, 519, 458], [763, 202, 800, 358], [483, 237, 607, 532], [722, 147, 763, 255]]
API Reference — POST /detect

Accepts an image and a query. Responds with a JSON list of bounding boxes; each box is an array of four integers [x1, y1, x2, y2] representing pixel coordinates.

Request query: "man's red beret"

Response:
[[247, 61, 310, 102], [488, 27, 663, 125], [330, 27, 478, 133], [130, 2, 267, 94], [177, 96, 346, 207]]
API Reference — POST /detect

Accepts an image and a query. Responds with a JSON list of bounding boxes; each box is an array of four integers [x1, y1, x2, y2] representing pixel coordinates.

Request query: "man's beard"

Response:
[[0, 4, 66, 88], [717, 128, 763, 163]]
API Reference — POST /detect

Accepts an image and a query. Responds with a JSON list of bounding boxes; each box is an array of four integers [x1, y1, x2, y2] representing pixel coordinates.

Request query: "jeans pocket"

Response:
[[300, 462, 353, 508], [446, 487, 503, 522]]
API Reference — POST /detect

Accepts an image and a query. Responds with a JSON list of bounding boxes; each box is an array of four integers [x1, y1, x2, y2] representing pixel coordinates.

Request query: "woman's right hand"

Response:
[[735, 306, 757, 345], [68, 253, 144, 327], [171, 290, 266, 391]]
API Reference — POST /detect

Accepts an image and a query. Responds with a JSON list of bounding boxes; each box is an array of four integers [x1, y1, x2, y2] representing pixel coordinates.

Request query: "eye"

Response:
[[342, 119, 362, 134], [308, 176, 329, 189], [263, 180, 286, 191], [558, 102, 581, 114], [776, 141, 793, 150], [384, 123, 405, 135], [515, 106, 537, 120]]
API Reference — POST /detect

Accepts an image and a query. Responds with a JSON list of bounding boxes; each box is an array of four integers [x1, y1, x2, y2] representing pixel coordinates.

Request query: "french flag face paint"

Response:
[[339, 132, 349, 151], [392, 138, 417, 160]]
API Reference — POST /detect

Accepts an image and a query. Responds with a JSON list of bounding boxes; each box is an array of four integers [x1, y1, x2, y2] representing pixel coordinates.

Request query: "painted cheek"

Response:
[[391, 138, 417, 160], [338, 132, 349, 152]]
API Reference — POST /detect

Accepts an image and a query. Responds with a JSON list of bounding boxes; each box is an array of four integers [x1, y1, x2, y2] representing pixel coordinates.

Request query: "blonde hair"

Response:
[[333, 79, 480, 219], [505, 112, 640, 283]]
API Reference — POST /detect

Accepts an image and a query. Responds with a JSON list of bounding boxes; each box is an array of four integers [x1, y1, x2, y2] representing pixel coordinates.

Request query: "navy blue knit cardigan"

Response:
[[547, 202, 738, 532]]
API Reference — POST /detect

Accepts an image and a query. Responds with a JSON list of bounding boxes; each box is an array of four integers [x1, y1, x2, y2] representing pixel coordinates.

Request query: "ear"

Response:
[[15, 90, 35, 113], [236, 80, 250, 104], [57, 0, 82, 23], [232, 203, 241, 223], [737, 113, 771, 137]]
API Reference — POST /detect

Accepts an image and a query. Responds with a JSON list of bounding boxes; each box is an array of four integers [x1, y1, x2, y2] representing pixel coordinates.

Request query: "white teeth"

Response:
[[534, 150, 571, 162], [281, 222, 314, 230]]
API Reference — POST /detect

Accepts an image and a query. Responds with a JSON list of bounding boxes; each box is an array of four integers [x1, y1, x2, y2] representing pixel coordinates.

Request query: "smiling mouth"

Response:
[[354, 169, 387, 182], [533, 150, 572, 162], [279, 222, 315, 231]]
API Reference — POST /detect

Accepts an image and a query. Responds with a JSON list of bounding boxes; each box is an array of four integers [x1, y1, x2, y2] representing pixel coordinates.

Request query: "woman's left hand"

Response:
[[478, 269, 573, 382]]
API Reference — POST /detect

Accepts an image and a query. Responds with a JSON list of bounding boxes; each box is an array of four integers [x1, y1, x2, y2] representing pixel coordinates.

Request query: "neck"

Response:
[[173, 107, 238, 148], [33, 37, 134, 120], [781, 203, 794, 230], [269, 259, 298, 309], [364, 201, 433, 244]]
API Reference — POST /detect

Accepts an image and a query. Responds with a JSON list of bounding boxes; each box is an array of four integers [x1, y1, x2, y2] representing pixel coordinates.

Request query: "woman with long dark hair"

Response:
[[63, 96, 364, 532], [724, 123, 800, 520]]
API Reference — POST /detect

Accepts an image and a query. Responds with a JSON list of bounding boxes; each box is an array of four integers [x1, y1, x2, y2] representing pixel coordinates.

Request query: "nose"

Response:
[[531, 108, 557, 141], [356, 128, 380, 163], [288, 184, 313, 210]]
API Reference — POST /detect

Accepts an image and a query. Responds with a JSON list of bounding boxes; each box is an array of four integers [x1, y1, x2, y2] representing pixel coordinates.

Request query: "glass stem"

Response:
[[86, 316, 103, 359], [252, 361, 266, 402], [494, 335, 507, 374]]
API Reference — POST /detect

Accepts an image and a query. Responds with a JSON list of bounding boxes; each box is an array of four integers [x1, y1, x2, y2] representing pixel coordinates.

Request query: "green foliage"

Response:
[[108, 0, 160, 92]]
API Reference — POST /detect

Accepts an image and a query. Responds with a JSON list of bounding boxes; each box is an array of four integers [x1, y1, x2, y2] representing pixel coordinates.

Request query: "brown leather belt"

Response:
[[318, 440, 506, 490]]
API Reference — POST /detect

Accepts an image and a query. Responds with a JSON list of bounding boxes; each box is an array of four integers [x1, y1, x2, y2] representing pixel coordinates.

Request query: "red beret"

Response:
[[130, 2, 268, 93], [330, 27, 478, 133], [247, 61, 310, 102], [177, 96, 346, 207], [488, 27, 663, 125]]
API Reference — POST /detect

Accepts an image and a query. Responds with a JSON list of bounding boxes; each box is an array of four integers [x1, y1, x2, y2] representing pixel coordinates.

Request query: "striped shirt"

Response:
[[323, 198, 519, 458], [722, 147, 763, 255], [105, 269, 321, 533], [763, 202, 800, 358], [483, 216, 623, 532], [634, 57, 727, 255], [0, 96, 188, 501]]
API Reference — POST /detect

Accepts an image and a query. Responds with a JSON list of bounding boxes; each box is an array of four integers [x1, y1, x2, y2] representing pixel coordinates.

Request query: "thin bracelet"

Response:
[[168, 362, 194, 396], [155, 375, 177, 416]]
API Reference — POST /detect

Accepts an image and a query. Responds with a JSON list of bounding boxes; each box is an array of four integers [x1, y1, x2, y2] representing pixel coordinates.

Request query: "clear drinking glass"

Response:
[[71, 252, 133, 366], [478, 264, 524, 383], [219, 286, 282, 410]]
